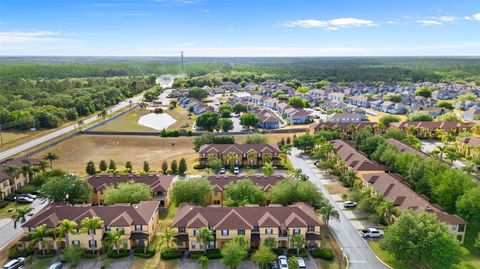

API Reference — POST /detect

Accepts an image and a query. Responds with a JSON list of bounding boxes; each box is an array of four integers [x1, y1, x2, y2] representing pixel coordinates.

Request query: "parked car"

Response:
[[297, 257, 306, 268], [343, 201, 357, 208], [3, 257, 25, 269], [278, 255, 288, 269], [19, 194, 37, 200], [48, 262, 63, 269], [219, 167, 226, 174], [233, 167, 240, 175], [361, 228, 384, 238], [16, 196, 33, 204], [270, 261, 279, 269]]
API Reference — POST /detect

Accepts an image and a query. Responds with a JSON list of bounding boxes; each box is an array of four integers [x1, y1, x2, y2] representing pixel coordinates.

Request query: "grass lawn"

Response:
[[93, 107, 157, 132], [25, 257, 54, 269], [314, 229, 346, 269], [364, 108, 407, 123], [324, 184, 349, 195], [164, 107, 195, 130], [0, 203, 30, 218]]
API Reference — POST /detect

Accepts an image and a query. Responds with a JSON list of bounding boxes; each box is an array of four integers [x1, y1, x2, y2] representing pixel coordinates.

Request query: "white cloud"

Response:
[[465, 13, 480, 21], [0, 31, 70, 42], [417, 19, 443, 26], [437, 16, 456, 22], [284, 17, 375, 31]]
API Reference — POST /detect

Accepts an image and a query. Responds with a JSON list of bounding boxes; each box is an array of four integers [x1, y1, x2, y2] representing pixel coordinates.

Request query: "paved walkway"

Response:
[[288, 148, 389, 269]]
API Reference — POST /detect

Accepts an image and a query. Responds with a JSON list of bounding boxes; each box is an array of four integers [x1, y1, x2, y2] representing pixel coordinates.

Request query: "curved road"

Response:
[[288, 148, 389, 269], [0, 95, 143, 161]]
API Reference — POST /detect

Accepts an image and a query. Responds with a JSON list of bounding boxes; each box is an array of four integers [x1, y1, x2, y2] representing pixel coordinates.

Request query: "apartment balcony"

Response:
[[278, 230, 288, 240]]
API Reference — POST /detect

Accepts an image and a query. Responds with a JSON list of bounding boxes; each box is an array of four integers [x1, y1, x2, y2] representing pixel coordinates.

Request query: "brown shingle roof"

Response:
[[22, 201, 160, 228], [172, 203, 320, 229], [386, 138, 430, 158], [86, 174, 173, 192], [331, 140, 387, 172], [456, 136, 480, 148], [207, 175, 284, 191], [199, 144, 281, 154]]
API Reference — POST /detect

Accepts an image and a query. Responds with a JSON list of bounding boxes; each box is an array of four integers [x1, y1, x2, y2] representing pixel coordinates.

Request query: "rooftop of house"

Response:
[[331, 140, 387, 172], [171, 202, 320, 229], [456, 136, 480, 148], [86, 174, 173, 192], [390, 121, 473, 129], [311, 121, 377, 131], [207, 174, 284, 192], [386, 138, 430, 158], [199, 144, 281, 154], [22, 200, 160, 228]]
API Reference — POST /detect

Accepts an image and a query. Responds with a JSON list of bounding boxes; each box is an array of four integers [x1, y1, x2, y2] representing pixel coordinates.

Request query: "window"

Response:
[[457, 235, 463, 241], [213, 200, 220, 205], [88, 229, 95, 235], [238, 229, 245, 235], [214, 192, 219, 196], [252, 226, 259, 232], [221, 229, 229, 236], [193, 229, 197, 236], [179, 227, 185, 233], [293, 229, 301, 235], [451, 224, 458, 231], [72, 240, 80, 246], [308, 226, 315, 232], [105, 226, 111, 232], [135, 225, 142, 231], [459, 224, 465, 232], [191, 241, 196, 249], [265, 228, 273, 235], [209, 241, 215, 249], [89, 240, 97, 248]]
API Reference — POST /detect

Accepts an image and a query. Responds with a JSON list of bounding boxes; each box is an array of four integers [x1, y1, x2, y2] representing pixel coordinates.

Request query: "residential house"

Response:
[[86, 174, 174, 207], [309, 122, 378, 135], [275, 102, 293, 114], [455, 137, 480, 159], [361, 173, 466, 242], [21, 201, 160, 251], [381, 101, 405, 114], [409, 106, 451, 118], [199, 144, 281, 167], [255, 108, 281, 129], [327, 92, 347, 102], [0, 157, 40, 199], [345, 105, 366, 115], [207, 175, 284, 205], [309, 89, 332, 98], [390, 121, 473, 137], [386, 138, 430, 158], [345, 96, 373, 108], [286, 109, 310, 124], [331, 140, 387, 177], [432, 90, 455, 100], [327, 113, 367, 123], [171, 203, 322, 251], [463, 107, 480, 121]]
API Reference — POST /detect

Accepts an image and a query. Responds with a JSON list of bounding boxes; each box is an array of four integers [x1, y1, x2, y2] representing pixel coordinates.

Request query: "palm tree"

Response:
[[11, 207, 33, 229], [20, 164, 34, 181], [376, 200, 399, 225], [44, 152, 59, 170], [225, 152, 239, 169], [77, 120, 84, 131], [446, 150, 459, 164], [4, 166, 21, 186], [290, 234, 305, 255], [58, 219, 77, 248], [30, 224, 50, 256], [289, 169, 302, 179], [433, 145, 449, 159], [317, 203, 339, 237], [35, 160, 49, 173], [264, 237, 277, 249], [340, 170, 357, 187], [196, 227, 214, 254], [80, 217, 104, 255], [159, 228, 176, 252], [104, 228, 124, 255], [279, 147, 291, 166]]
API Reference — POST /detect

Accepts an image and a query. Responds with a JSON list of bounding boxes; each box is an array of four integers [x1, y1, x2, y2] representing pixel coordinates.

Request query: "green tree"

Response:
[[44, 152, 59, 170], [40, 174, 91, 204], [61, 245, 84, 267], [296, 86, 310, 94], [143, 161, 150, 173], [436, 101, 454, 110], [99, 160, 107, 172], [456, 187, 480, 223], [415, 87, 433, 98], [170, 160, 178, 174], [161, 160, 169, 175], [125, 161, 133, 172], [378, 115, 400, 128], [86, 160, 96, 175], [58, 219, 77, 248], [170, 178, 213, 206], [239, 112, 260, 129], [232, 104, 247, 114], [288, 96, 307, 108], [436, 112, 462, 122], [262, 162, 274, 176], [178, 158, 187, 175], [287, 256, 299, 269], [218, 104, 233, 118], [224, 179, 265, 206], [196, 112, 220, 132], [104, 181, 151, 205], [193, 135, 235, 152], [80, 217, 104, 255], [108, 159, 117, 171], [218, 118, 234, 132], [383, 93, 402, 103], [270, 178, 324, 209], [196, 227, 214, 254], [188, 87, 208, 101], [104, 228, 124, 255], [317, 203, 339, 236], [290, 234, 305, 255], [29, 224, 50, 256], [251, 245, 276, 269], [264, 237, 277, 249], [293, 134, 315, 152], [245, 133, 268, 144], [159, 228, 176, 251], [380, 210, 462, 269], [407, 111, 433, 121], [11, 207, 33, 229], [221, 240, 248, 269], [198, 256, 209, 269]]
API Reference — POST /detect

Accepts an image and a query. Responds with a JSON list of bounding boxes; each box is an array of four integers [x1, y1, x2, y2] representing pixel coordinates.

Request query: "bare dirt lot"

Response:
[[33, 132, 304, 175]]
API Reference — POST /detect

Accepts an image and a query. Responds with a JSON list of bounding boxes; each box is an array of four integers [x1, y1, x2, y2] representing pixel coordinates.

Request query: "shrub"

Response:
[[107, 250, 129, 259], [193, 164, 206, 170], [206, 249, 222, 259], [82, 250, 102, 258], [8, 245, 33, 259], [189, 252, 203, 259], [287, 248, 308, 258], [154, 107, 164, 114], [0, 200, 9, 209], [310, 248, 334, 261], [133, 246, 156, 258], [160, 249, 183, 260], [271, 248, 284, 256], [35, 249, 56, 259]]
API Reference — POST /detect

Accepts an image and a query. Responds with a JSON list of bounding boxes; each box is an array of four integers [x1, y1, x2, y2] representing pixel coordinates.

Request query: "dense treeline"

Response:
[[1, 57, 479, 83], [0, 76, 156, 131]]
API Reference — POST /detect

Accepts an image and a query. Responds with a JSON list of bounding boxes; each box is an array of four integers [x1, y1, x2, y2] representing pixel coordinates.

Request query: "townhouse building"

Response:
[[331, 140, 387, 177], [390, 121, 473, 137], [308, 121, 378, 135], [463, 107, 480, 121], [86, 174, 173, 207], [327, 92, 347, 102], [171, 203, 322, 251], [386, 138, 430, 158], [199, 144, 281, 167], [455, 136, 480, 159], [345, 95, 373, 108], [21, 201, 160, 251], [0, 157, 40, 200], [327, 113, 367, 123], [207, 175, 284, 205], [361, 173, 467, 242]]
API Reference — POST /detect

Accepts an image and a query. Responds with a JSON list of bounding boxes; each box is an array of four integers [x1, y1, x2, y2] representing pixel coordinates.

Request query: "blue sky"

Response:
[[0, 0, 479, 56]]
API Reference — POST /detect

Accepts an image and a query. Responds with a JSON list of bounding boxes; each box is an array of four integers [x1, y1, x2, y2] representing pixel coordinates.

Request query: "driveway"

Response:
[[421, 140, 466, 169], [0, 199, 49, 250], [288, 148, 389, 269], [179, 259, 257, 269]]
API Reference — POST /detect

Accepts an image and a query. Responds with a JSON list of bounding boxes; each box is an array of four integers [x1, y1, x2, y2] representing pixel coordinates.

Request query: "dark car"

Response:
[[16, 196, 33, 204]]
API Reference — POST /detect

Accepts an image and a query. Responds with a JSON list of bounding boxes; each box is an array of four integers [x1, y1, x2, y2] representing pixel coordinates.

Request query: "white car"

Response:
[[219, 167, 226, 174], [343, 201, 357, 208], [278, 255, 288, 269], [3, 257, 25, 269], [233, 167, 240, 175], [361, 228, 384, 238], [297, 257, 306, 268]]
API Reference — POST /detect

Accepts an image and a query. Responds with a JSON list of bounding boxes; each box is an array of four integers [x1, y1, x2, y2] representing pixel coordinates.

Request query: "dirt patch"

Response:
[[164, 107, 195, 130], [93, 108, 156, 132], [324, 184, 349, 195]]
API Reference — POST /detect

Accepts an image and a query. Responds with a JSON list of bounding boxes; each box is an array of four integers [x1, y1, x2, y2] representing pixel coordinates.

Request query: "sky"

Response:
[[0, 0, 479, 56]]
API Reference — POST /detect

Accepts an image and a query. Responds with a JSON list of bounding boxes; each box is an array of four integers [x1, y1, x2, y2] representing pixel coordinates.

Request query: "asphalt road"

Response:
[[288, 148, 389, 269], [0, 199, 49, 251], [420, 140, 466, 169], [0, 95, 143, 161]]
